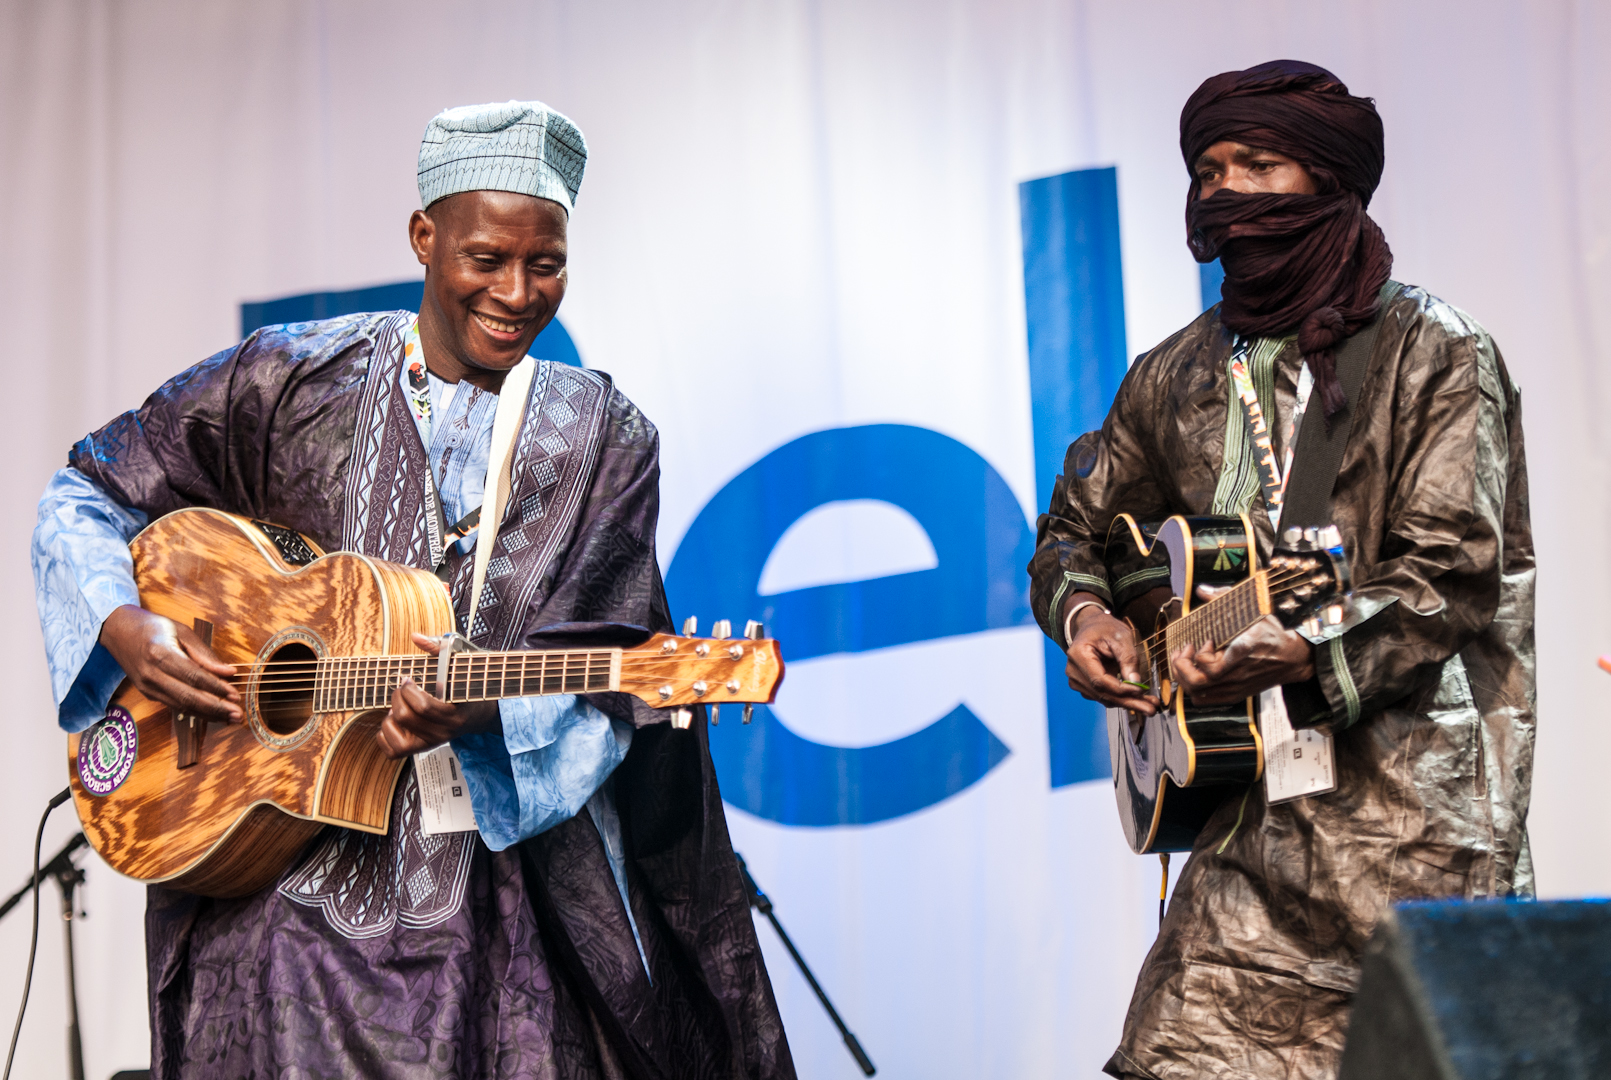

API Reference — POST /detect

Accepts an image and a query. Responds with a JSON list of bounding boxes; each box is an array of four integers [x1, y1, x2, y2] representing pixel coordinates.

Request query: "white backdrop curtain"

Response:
[[2, 2, 1608, 1077]]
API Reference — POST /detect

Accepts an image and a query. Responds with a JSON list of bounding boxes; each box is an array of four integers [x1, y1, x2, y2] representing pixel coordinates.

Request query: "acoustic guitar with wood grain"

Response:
[[1103, 513, 1348, 855], [68, 508, 784, 899]]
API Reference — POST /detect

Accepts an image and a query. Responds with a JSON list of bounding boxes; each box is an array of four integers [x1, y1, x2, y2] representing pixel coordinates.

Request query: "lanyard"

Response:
[[1227, 341, 1314, 531], [404, 318, 487, 571]]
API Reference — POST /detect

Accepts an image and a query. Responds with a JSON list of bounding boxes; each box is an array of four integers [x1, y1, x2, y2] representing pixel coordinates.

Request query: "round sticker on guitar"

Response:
[[78, 707, 138, 797]]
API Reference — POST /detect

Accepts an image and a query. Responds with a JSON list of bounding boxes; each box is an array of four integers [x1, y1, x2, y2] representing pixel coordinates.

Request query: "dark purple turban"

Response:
[[1181, 60, 1393, 418]]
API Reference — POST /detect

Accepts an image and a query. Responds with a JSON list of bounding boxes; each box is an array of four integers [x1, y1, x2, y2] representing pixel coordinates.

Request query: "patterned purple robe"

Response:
[[70, 312, 795, 1080]]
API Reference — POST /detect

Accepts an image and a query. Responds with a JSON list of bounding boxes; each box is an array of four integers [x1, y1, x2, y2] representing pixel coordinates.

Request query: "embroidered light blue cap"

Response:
[[417, 101, 587, 213]]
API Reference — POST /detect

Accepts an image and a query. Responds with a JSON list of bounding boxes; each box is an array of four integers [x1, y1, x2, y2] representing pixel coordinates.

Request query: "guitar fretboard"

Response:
[[1143, 572, 1268, 668], [305, 649, 617, 714]]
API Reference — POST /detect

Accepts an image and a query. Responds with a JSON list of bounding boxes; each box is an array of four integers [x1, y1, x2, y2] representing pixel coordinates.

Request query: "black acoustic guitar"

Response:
[[1102, 514, 1349, 854]]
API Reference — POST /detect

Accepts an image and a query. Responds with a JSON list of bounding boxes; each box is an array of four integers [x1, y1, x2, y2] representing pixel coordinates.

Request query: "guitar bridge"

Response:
[[175, 618, 215, 769]]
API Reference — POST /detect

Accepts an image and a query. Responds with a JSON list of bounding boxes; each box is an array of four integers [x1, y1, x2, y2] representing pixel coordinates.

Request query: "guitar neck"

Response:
[[1146, 571, 1270, 666], [309, 648, 618, 714]]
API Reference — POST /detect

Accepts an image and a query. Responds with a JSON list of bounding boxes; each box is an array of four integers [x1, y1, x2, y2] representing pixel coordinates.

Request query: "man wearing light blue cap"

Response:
[[34, 102, 795, 1078]]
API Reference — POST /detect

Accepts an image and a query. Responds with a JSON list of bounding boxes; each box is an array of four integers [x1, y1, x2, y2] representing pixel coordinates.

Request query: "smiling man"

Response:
[[1028, 63, 1535, 1078], [33, 101, 794, 1079]]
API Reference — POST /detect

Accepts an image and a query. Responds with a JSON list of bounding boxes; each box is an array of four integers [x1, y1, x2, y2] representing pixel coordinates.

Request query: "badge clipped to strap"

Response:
[[415, 356, 538, 836], [1258, 688, 1337, 804], [1227, 342, 1337, 805]]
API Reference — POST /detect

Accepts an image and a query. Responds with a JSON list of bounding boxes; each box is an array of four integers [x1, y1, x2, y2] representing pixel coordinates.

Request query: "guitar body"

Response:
[[69, 509, 456, 898], [1104, 514, 1264, 855]]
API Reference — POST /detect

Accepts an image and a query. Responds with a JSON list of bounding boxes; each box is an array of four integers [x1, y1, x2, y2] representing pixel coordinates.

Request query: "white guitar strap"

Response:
[[417, 356, 537, 839], [467, 356, 537, 628]]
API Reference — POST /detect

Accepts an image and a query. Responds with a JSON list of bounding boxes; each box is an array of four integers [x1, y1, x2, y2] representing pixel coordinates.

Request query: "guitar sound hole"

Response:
[[259, 642, 317, 735]]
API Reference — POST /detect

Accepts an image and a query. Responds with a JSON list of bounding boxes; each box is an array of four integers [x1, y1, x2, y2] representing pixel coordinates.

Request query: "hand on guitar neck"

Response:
[[374, 633, 503, 759], [101, 608, 499, 758], [1169, 584, 1315, 705], [1061, 585, 1316, 713]]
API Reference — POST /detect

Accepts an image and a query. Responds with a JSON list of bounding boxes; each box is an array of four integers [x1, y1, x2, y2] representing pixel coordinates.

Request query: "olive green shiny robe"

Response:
[[1029, 285, 1535, 1080]]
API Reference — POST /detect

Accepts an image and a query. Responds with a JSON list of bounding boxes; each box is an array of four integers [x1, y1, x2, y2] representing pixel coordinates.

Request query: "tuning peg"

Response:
[[745, 620, 764, 640], [1282, 526, 1303, 546], [709, 705, 720, 725], [671, 707, 693, 730], [1318, 525, 1343, 549], [681, 616, 698, 636], [742, 703, 754, 724], [711, 619, 731, 639]]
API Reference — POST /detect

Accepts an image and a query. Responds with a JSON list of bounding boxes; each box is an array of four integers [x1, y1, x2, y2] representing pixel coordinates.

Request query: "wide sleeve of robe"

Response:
[[1297, 302, 1530, 731], [68, 315, 381, 551], [529, 385, 673, 643]]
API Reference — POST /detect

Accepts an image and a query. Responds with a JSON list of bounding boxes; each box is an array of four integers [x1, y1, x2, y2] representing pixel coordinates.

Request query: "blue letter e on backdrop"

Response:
[[665, 425, 1032, 826]]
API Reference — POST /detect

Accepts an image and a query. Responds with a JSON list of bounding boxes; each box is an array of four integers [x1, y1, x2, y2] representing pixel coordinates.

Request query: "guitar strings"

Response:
[[1141, 569, 1312, 659], [216, 653, 712, 701], [222, 650, 608, 670], [215, 648, 660, 693], [218, 655, 617, 698], [231, 673, 613, 695], [219, 640, 750, 672], [220, 654, 604, 679], [155, 642, 749, 701], [1133, 566, 1327, 661]]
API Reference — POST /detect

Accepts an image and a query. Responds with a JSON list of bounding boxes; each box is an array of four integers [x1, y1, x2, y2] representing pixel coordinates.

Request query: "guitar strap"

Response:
[[1276, 281, 1404, 531], [1252, 282, 1401, 806], [468, 356, 538, 627], [415, 355, 536, 838]]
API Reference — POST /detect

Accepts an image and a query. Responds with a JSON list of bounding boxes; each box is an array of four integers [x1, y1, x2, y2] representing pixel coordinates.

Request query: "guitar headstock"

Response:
[[617, 617, 784, 728], [1269, 524, 1351, 634]]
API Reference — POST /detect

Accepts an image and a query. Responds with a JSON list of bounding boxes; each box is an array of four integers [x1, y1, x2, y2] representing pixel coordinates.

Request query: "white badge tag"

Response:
[[414, 744, 481, 834], [1259, 686, 1337, 804]]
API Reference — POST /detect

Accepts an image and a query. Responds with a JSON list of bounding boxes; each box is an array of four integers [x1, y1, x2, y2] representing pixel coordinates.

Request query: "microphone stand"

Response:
[[734, 853, 875, 1076], [0, 833, 88, 1080]]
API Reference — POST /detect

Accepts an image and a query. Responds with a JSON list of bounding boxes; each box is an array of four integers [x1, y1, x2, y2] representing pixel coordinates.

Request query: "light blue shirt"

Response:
[[31, 358, 645, 971]]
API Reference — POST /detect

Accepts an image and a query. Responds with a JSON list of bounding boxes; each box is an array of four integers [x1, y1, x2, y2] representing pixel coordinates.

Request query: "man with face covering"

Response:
[[33, 101, 794, 1079], [1029, 62, 1534, 1078]]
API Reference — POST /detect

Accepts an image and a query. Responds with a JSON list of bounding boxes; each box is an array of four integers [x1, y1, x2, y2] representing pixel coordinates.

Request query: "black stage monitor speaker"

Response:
[[1339, 899, 1611, 1080]]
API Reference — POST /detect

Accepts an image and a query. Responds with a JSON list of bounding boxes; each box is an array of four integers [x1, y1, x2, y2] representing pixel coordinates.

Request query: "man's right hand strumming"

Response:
[[99, 604, 243, 722], [1062, 592, 1162, 716]]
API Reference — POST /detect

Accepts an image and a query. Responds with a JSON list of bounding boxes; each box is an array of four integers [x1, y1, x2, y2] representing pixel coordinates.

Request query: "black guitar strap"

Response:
[[1278, 281, 1404, 532]]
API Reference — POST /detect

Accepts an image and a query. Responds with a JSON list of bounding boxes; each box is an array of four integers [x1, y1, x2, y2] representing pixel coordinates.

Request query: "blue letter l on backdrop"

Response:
[[1019, 166, 1130, 789]]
